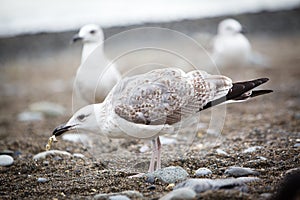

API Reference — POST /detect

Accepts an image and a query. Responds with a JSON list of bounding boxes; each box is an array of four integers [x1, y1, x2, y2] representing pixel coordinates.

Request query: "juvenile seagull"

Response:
[[52, 68, 272, 172], [212, 18, 251, 68], [73, 24, 121, 104]]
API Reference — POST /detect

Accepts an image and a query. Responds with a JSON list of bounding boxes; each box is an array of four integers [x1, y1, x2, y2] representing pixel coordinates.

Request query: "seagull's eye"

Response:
[[90, 30, 96, 34], [77, 114, 86, 121]]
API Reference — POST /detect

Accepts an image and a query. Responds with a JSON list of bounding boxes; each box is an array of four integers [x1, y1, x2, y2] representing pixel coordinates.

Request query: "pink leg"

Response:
[[156, 137, 162, 170], [148, 137, 162, 172], [148, 138, 158, 172]]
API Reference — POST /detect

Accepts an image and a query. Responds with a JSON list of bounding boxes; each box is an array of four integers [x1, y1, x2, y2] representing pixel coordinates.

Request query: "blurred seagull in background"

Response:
[[52, 68, 272, 173], [72, 24, 121, 105], [212, 18, 268, 68]]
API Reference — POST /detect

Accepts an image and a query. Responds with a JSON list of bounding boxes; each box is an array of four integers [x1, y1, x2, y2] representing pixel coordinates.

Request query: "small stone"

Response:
[[94, 191, 142, 200], [53, 156, 62, 161], [37, 177, 48, 183], [43, 161, 49, 166], [147, 185, 156, 190], [29, 101, 66, 117], [0, 155, 14, 166], [243, 146, 263, 153], [146, 166, 188, 183], [224, 166, 259, 177], [260, 193, 272, 199], [145, 175, 155, 184], [139, 145, 150, 153], [165, 183, 175, 190], [33, 150, 71, 160], [120, 191, 143, 198], [17, 111, 43, 122], [174, 178, 211, 193], [195, 168, 212, 176], [216, 149, 229, 156], [258, 156, 267, 161], [109, 195, 131, 200], [0, 150, 14, 156], [73, 153, 85, 158], [160, 188, 196, 200], [293, 143, 300, 148], [174, 177, 259, 193]]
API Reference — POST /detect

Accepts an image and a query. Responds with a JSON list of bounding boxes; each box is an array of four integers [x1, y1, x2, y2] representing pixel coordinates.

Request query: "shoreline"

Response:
[[0, 8, 299, 64]]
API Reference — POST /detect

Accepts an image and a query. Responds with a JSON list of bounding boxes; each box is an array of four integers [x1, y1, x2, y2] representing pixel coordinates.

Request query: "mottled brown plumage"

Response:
[[113, 68, 232, 125]]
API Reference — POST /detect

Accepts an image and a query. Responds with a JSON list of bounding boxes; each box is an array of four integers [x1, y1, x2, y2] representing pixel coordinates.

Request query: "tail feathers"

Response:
[[233, 89, 273, 101], [201, 78, 272, 111], [226, 78, 269, 100]]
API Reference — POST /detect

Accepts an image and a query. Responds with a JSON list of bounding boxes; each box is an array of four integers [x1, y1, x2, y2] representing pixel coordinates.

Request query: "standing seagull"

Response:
[[52, 68, 272, 172], [72, 24, 121, 104], [212, 19, 252, 68]]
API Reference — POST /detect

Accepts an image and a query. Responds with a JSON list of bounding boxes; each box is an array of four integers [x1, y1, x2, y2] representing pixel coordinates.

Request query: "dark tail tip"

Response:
[[257, 78, 269, 84], [251, 89, 273, 98]]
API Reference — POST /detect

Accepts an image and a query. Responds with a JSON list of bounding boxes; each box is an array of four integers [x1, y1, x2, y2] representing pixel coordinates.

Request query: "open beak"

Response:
[[72, 34, 83, 43], [52, 124, 76, 137]]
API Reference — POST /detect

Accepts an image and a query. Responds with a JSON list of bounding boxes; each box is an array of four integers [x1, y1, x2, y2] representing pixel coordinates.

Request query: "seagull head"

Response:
[[52, 104, 102, 137], [72, 24, 104, 43], [218, 18, 246, 35]]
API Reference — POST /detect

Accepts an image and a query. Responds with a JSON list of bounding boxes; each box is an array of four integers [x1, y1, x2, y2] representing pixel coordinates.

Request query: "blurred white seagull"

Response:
[[212, 18, 267, 68], [72, 24, 121, 104], [52, 68, 272, 172]]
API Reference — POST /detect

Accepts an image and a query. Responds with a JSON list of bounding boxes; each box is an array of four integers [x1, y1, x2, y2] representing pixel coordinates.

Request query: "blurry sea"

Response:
[[1, 0, 299, 37]]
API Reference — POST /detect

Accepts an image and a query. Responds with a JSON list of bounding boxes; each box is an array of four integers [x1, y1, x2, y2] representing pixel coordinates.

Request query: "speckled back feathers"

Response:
[[113, 68, 232, 125]]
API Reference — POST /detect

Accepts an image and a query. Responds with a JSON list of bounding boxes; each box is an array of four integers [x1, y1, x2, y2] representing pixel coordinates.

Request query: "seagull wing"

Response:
[[113, 68, 232, 125]]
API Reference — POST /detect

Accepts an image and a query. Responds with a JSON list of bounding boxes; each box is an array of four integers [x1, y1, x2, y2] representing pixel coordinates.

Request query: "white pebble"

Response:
[[29, 101, 66, 117], [258, 156, 267, 161], [109, 195, 130, 200], [73, 153, 85, 158], [243, 146, 262, 153], [175, 177, 259, 193], [0, 155, 14, 166], [294, 143, 300, 148], [195, 168, 212, 176], [139, 145, 150, 153], [33, 150, 71, 160], [216, 149, 229, 156], [37, 177, 48, 183], [17, 111, 43, 122]]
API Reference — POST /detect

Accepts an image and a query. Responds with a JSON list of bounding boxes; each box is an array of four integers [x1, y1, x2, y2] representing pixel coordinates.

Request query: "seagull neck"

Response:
[[81, 42, 104, 64], [95, 98, 123, 138]]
